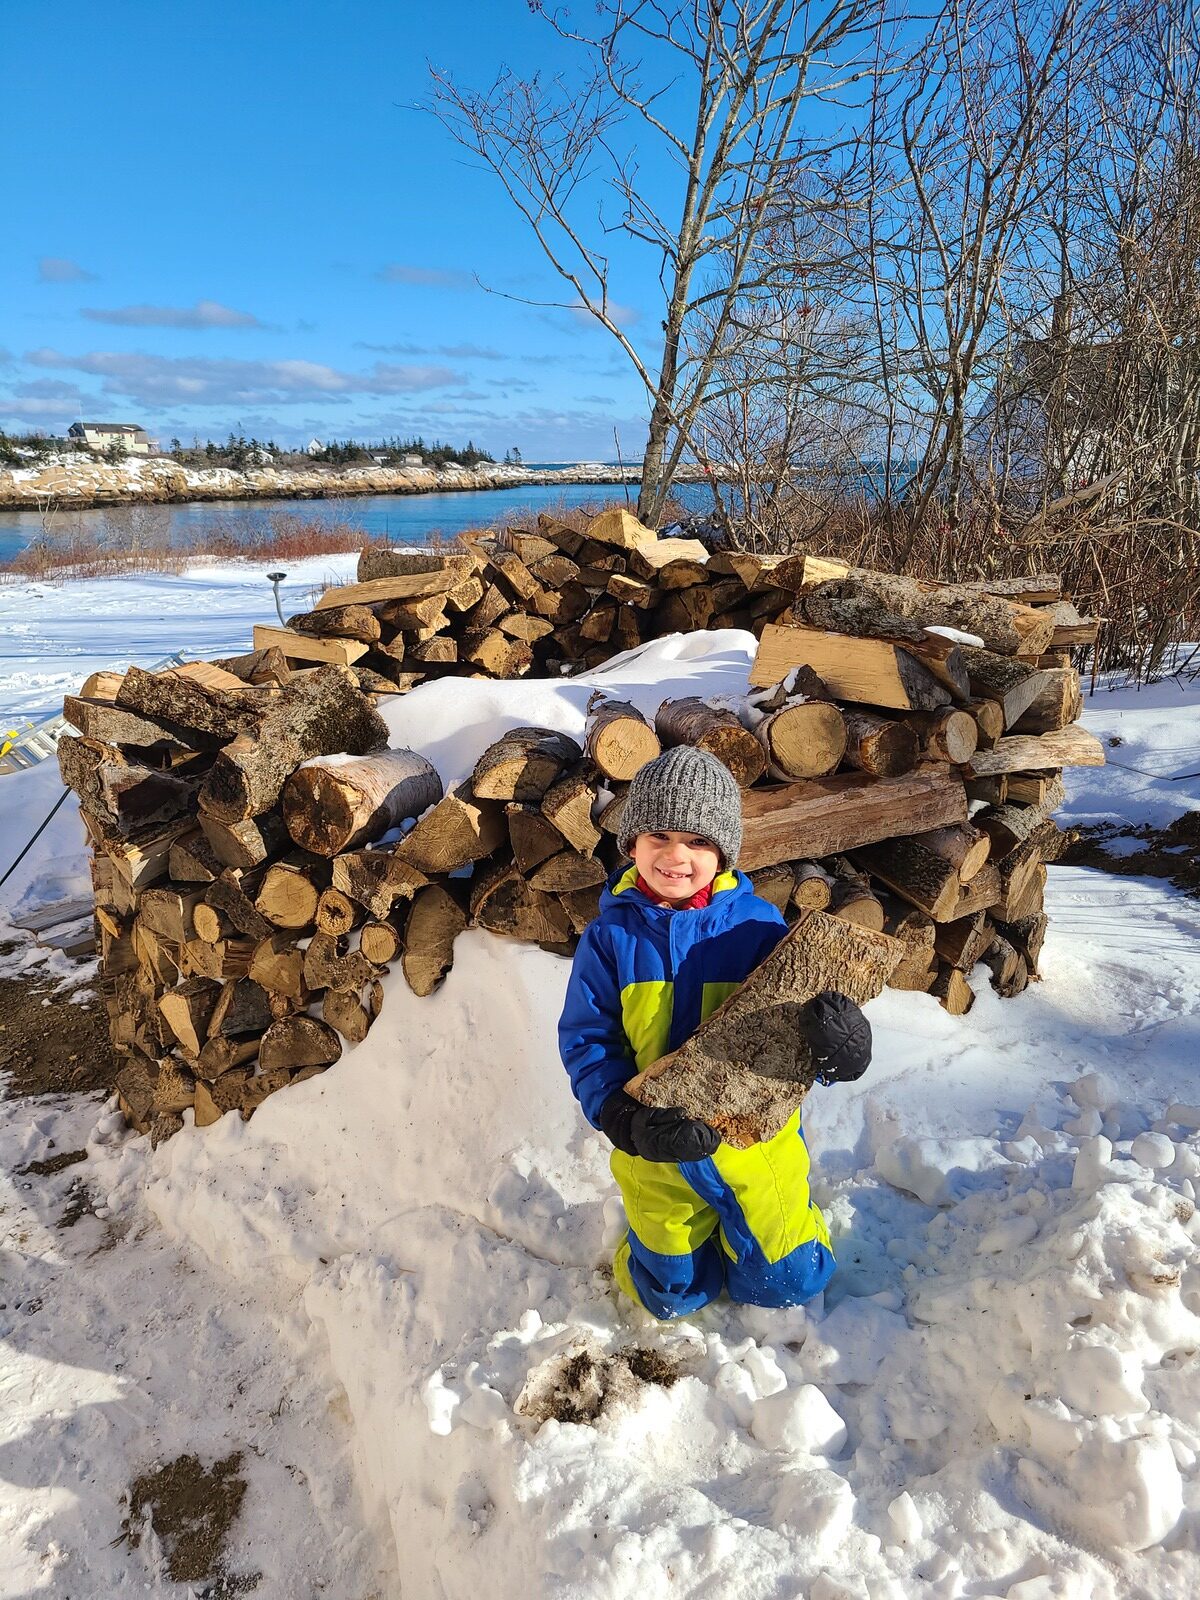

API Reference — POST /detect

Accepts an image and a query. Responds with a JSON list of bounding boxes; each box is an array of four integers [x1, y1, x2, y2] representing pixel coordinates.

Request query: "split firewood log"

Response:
[[394, 783, 506, 874], [401, 886, 467, 996], [984, 935, 1029, 997], [248, 934, 308, 1004], [1010, 668, 1084, 734], [752, 625, 954, 712], [358, 920, 402, 964], [331, 850, 428, 919], [115, 664, 265, 745], [508, 803, 568, 873], [909, 823, 991, 882], [198, 808, 286, 873], [956, 647, 1051, 730], [255, 862, 321, 929], [469, 862, 573, 944], [322, 985, 382, 1045], [157, 979, 219, 1057], [207, 978, 273, 1040], [932, 966, 976, 1014], [356, 547, 482, 584], [967, 725, 1104, 777], [57, 737, 196, 835], [286, 604, 382, 644], [168, 831, 225, 885], [903, 708, 978, 765], [654, 698, 766, 787], [471, 728, 583, 802], [852, 835, 975, 922], [203, 871, 273, 941], [62, 696, 190, 753], [283, 748, 442, 856], [540, 767, 601, 854], [201, 666, 388, 824], [626, 909, 902, 1147], [995, 912, 1048, 975], [755, 700, 847, 779], [303, 932, 380, 995], [209, 646, 292, 687], [195, 1035, 258, 1081], [740, 768, 968, 872], [584, 693, 661, 781], [559, 883, 604, 934], [748, 863, 796, 913], [796, 573, 1048, 657], [933, 911, 994, 971], [840, 711, 920, 778], [791, 862, 835, 911], [963, 698, 1005, 750], [258, 1015, 342, 1073], [828, 878, 885, 931], [527, 852, 608, 893]]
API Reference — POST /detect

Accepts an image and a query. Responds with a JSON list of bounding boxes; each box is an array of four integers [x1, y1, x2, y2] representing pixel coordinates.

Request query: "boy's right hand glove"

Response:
[[597, 1091, 720, 1163]]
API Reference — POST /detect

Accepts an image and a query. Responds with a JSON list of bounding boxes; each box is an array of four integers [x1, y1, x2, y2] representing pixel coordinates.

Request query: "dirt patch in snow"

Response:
[[0, 961, 115, 1098], [1060, 811, 1200, 898], [121, 1451, 253, 1590], [517, 1344, 681, 1426]]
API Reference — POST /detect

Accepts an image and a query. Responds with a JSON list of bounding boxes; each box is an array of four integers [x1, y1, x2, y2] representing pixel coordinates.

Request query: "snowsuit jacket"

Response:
[[558, 866, 834, 1318]]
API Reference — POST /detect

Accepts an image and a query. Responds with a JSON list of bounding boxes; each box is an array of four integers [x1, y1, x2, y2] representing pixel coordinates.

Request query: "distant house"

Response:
[[305, 438, 325, 456], [69, 421, 155, 456], [369, 451, 391, 465], [398, 452, 423, 467]]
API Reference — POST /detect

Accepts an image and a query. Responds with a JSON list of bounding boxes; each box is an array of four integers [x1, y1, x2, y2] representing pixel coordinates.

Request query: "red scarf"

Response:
[[635, 873, 715, 912]]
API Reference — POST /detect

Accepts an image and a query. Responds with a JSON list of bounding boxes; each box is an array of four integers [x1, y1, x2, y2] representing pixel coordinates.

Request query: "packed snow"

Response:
[[2, 570, 1200, 1596]]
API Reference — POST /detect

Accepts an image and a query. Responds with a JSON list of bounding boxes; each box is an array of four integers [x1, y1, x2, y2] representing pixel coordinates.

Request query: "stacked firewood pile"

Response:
[[258, 507, 1099, 690], [56, 509, 1104, 1143]]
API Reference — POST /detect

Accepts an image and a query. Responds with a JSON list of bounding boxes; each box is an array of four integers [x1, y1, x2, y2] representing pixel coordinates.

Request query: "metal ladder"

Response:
[[0, 650, 192, 775]]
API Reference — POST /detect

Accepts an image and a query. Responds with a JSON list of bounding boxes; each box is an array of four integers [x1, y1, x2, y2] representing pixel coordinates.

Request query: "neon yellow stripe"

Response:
[[612, 865, 640, 895], [620, 979, 673, 1069], [710, 1109, 830, 1263], [610, 1148, 719, 1258]]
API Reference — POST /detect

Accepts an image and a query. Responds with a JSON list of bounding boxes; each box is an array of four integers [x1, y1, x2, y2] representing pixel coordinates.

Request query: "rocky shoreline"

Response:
[[0, 455, 706, 512]]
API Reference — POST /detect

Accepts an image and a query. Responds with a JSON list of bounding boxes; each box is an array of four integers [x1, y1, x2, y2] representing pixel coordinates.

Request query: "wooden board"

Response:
[[252, 625, 369, 666], [739, 767, 968, 871], [313, 571, 476, 610]]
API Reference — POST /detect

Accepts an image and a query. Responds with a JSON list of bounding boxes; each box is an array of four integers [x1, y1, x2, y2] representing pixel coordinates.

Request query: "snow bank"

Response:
[[84, 633, 1196, 1597]]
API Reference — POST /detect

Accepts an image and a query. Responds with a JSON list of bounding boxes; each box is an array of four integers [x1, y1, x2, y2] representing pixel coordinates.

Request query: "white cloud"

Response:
[[82, 299, 266, 330], [38, 257, 97, 284]]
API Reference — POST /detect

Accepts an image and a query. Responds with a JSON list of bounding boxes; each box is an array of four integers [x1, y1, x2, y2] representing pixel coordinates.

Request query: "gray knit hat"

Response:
[[618, 746, 743, 868]]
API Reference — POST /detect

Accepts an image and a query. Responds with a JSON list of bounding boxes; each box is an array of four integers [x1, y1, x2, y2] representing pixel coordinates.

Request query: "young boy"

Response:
[[558, 745, 870, 1320]]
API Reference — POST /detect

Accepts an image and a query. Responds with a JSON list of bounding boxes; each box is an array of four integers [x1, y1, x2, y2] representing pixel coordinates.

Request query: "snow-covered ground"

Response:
[[2, 568, 1200, 1596]]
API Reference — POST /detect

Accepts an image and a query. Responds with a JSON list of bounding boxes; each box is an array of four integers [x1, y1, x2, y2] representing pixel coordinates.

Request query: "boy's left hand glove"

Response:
[[799, 991, 872, 1085]]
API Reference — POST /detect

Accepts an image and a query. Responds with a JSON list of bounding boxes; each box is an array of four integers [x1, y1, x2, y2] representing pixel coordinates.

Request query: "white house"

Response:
[[68, 421, 155, 455], [305, 438, 325, 456]]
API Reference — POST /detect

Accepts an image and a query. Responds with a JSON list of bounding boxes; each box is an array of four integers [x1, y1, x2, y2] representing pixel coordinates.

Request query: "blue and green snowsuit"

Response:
[[558, 866, 834, 1319]]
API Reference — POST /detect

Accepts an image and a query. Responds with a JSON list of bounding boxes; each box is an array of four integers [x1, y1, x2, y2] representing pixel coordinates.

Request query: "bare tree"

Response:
[[426, 0, 893, 524]]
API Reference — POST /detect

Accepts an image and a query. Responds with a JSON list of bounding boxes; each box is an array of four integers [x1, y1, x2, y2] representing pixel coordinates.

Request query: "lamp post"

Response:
[[267, 570, 287, 625]]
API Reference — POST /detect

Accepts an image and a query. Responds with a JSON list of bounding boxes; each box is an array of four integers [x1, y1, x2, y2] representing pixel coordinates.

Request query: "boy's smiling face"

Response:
[[631, 830, 722, 903]]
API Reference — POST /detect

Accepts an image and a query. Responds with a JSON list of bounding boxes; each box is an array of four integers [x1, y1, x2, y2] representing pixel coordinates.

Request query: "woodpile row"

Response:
[[56, 507, 1104, 1144]]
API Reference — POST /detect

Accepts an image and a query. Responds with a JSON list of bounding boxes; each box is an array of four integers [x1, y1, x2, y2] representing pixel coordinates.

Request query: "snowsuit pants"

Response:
[[610, 1108, 835, 1319]]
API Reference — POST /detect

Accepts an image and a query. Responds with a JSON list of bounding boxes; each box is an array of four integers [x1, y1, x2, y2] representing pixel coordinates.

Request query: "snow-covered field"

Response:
[[2, 566, 1200, 1597]]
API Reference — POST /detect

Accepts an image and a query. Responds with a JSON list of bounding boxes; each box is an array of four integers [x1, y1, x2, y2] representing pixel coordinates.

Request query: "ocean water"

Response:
[[0, 480, 711, 563]]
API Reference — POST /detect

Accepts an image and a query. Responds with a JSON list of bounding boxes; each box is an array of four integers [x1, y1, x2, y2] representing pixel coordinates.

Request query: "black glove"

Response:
[[597, 1091, 721, 1163], [799, 991, 872, 1085]]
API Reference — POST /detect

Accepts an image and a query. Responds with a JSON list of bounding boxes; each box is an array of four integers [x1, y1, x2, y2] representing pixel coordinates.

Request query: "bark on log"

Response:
[[957, 647, 1051, 730], [201, 665, 388, 824], [207, 978, 272, 1039], [964, 697, 1005, 750], [115, 665, 265, 745], [258, 1015, 342, 1072], [654, 698, 766, 787], [852, 836, 968, 921], [967, 725, 1104, 777], [996, 912, 1048, 975], [627, 909, 902, 1147], [401, 886, 467, 996], [584, 693, 661, 780], [796, 573, 1044, 656], [357, 548, 482, 584], [840, 711, 920, 778], [62, 696, 190, 753], [828, 879, 885, 931], [984, 934, 1029, 997], [932, 966, 976, 1014], [286, 604, 382, 643], [933, 912, 994, 971], [211, 646, 292, 686], [204, 871, 273, 941], [740, 768, 968, 871], [471, 728, 582, 801], [283, 747, 442, 856], [909, 823, 991, 882], [58, 737, 195, 835]]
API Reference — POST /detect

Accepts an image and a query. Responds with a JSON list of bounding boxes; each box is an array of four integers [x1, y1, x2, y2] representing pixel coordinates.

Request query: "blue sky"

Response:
[[0, 1, 664, 457]]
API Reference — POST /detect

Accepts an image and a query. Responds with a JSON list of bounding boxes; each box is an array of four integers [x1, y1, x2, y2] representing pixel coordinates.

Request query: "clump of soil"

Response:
[[1060, 812, 1200, 898], [122, 1451, 250, 1586], [18, 1146, 88, 1175], [517, 1343, 681, 1426], [0, 967, 115, 1098]]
